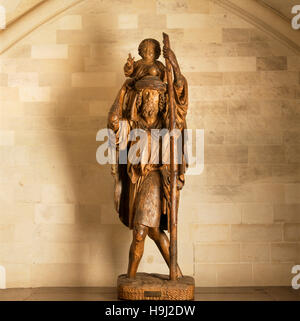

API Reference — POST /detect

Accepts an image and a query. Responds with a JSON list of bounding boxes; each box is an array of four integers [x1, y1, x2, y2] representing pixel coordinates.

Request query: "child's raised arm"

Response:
[[124, 53, 135, 77]]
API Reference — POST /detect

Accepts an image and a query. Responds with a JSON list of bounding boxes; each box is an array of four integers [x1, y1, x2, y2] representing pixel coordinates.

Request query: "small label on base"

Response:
[[144, 291, 161, 297]]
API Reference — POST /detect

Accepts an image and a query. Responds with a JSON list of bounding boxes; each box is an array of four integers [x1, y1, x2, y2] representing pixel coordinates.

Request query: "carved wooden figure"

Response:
[[107, 34, 194, 300]]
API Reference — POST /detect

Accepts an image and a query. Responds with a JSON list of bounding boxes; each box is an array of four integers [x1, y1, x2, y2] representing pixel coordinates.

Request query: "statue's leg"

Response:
[[127, 224, 148, 279], [148, 227, 183, 278]]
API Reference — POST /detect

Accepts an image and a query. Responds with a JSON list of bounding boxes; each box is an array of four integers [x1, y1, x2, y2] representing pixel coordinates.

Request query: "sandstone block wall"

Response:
[[0, 0, 299, 287]]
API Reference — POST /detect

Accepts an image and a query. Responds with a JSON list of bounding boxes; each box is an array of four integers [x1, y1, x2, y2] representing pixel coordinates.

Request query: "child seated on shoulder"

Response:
[[124, 38, 166, 82]]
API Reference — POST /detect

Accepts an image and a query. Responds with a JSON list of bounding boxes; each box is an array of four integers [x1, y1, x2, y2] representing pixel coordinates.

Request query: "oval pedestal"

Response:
[[117, 272, 195, 300]]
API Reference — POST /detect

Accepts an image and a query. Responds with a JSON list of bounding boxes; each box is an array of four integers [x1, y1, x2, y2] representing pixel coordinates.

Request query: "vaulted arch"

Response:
[[0, 0, 299, 55], [0, 0, 83, 54], [213, 0, 300, 54]]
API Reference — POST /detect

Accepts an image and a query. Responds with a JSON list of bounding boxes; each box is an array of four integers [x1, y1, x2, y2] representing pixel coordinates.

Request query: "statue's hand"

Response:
[[177, 179, 184, 191], [126, 53, 135, 68], [124, 53, 135, 77], [114, 179, 122, 212], [108, 112, 119, 132]]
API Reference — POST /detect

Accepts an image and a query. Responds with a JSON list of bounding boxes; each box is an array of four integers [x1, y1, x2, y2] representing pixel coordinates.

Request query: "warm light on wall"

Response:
[[0, 5, 6, 29], [0, 266, 6, 289]]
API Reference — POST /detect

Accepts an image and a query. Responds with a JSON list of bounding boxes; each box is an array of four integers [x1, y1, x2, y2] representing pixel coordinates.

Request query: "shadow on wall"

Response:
[[49, 23, 130, 286]]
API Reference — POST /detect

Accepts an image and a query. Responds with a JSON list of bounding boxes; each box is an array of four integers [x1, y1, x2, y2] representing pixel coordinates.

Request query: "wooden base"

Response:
[[117, 272, 195, 300]]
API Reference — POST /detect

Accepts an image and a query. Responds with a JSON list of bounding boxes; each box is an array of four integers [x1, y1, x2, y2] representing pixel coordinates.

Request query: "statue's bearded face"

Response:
[[140, 89, 160, 119]]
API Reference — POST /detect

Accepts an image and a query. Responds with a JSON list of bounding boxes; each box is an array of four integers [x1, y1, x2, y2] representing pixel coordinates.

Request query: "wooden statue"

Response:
[[107, 33, 194, 300]]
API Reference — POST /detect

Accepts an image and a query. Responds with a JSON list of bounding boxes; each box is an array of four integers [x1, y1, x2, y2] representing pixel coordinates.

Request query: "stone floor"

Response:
[[0, 287, 299, 301]]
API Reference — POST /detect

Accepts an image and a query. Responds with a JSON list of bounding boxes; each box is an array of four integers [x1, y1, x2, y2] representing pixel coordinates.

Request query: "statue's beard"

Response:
[[141, 103, 157, 119]]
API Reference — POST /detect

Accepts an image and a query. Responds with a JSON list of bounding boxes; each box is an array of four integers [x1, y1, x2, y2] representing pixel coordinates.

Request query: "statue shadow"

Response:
[[52, 42, 131, 287]]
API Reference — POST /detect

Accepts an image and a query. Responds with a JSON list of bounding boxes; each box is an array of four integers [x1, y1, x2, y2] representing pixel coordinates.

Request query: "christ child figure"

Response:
[[124, 38, 166, 82]]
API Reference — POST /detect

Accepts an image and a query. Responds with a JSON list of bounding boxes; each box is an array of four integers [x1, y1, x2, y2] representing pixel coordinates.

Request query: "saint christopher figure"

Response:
[[107, 35, 188, 279]]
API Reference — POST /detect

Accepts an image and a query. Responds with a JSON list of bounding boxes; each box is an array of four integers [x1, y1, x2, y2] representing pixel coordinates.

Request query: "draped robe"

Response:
[[108, 75, 188, 231]]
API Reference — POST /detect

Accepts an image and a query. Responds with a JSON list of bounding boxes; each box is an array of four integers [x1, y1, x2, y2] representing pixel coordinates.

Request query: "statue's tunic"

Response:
[[108, 75, 188, 231]]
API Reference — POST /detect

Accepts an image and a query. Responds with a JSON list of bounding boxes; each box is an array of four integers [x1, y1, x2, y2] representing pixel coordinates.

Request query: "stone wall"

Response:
[[0, 0, 299, 287]]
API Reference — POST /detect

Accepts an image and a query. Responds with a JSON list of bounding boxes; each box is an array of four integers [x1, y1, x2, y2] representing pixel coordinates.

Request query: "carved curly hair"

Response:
[[138, 38, 161, 60]]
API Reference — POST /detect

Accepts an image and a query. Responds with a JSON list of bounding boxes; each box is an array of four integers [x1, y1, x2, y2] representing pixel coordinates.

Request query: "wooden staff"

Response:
[[163, 32, 177, 281]]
